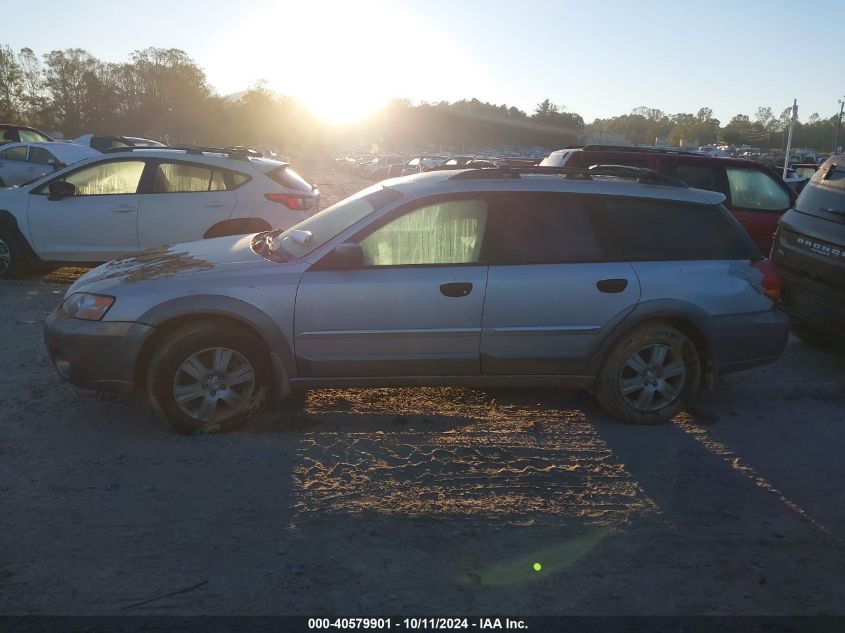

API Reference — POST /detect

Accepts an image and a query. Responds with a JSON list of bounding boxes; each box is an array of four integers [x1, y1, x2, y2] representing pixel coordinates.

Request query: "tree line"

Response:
[[1, 44, 841, 154]]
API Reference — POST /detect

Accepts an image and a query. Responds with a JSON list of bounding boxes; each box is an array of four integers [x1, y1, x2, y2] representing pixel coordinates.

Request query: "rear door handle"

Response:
[[203, 201, 226, 208], [112, 205, 136, 213], [440, 282, 473, 297], [596, 278, 628, 293]]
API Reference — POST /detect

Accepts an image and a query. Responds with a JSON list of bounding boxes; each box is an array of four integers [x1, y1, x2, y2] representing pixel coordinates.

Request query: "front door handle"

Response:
[[596, 278, 628, 293], [440, 282, 473, 297], [112, 205, 136, 213]]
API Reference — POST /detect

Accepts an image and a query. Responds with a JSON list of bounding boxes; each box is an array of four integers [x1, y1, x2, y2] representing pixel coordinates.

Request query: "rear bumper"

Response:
[[710, 308, 790, 375], [43, 308, 154, 394], [780, 271, 845, 336]]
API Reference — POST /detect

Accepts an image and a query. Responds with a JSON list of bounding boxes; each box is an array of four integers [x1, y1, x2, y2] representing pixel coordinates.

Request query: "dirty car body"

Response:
[[44, 168, 790, 433]]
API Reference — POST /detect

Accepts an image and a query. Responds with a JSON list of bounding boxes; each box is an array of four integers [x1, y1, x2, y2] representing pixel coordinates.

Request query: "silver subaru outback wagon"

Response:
[[43, 166, 790, 434]]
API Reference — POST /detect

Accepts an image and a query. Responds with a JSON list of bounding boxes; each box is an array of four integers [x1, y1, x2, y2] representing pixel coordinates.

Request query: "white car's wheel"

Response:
[[0, 226, 27, 279]]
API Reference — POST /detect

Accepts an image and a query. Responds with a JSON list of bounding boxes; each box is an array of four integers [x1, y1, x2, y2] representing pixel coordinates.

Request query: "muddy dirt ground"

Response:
[[2, 170, 845, 616]]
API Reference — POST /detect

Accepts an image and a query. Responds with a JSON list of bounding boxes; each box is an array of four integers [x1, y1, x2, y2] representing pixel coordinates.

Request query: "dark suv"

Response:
[[772, 155, 845, 342], [541, 145, 796, 253]]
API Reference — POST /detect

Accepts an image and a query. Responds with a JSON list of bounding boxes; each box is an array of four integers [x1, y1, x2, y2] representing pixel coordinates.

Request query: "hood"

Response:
[[68, 233, 270, 294]]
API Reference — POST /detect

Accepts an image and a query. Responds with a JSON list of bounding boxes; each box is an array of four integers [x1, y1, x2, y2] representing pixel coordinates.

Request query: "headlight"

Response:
[[62, 293, 115, 321]]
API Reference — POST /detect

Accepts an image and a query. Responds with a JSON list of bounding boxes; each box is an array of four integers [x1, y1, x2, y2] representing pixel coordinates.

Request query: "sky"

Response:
[[3, 0, 844, 124]]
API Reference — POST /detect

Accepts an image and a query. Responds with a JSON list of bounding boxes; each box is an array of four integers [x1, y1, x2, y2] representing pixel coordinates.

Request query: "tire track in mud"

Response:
[[291, 387, 661, 527]]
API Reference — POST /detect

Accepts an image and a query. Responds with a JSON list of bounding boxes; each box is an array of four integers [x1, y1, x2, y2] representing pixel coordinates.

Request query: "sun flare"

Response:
[[211, 1, 490, 125]]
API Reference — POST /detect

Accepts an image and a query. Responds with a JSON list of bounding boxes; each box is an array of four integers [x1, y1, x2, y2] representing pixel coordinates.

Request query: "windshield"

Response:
[[269, 185, 402, 259]]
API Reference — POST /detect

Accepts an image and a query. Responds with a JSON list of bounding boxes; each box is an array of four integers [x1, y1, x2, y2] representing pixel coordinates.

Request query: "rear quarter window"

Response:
[[605, 198, 761, 260], [266, 166, 313, 193]]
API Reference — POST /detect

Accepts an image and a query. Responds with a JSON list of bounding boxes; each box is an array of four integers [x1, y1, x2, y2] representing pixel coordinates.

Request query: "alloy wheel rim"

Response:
[[0, 237, 10, 274], [172, 347, 256, 423], [618, 343, 686, 412]]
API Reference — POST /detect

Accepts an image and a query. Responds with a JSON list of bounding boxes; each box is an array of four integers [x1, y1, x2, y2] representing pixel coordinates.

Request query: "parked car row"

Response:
[[0, 142, 101, 187], [0, 126, 836, 435], [336, 152, 541, 181], [0, 144, 319, 277], [1, 123, 169, 189]]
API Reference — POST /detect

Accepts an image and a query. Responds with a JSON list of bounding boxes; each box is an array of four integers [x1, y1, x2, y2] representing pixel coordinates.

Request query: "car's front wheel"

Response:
[[0, 225, 27, 279], [146, 321, 272, 434], [595, 323, 700, 424]]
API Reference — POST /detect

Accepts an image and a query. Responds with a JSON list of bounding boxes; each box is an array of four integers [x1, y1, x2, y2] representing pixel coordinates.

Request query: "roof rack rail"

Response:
[[447, 164, 688, 187], [104, 145, 264, 160]]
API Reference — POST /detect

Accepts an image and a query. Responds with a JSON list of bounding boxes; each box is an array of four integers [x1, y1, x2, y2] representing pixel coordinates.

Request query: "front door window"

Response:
[[62, 160, 145, 196], [726, 167, 790, 211], [359, 199, 488, 266]]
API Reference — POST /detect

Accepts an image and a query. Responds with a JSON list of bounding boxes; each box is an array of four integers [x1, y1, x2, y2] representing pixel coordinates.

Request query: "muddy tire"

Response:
[[0, 225, 27, 279], [596, 323, 700, 424], [147, 321, 272, 435]]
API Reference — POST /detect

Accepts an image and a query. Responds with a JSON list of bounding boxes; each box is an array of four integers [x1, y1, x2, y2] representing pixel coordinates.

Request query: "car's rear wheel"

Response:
[[147, 321, 272, 434], [0, 225, 27, 279], [596, 323, 700, 424]]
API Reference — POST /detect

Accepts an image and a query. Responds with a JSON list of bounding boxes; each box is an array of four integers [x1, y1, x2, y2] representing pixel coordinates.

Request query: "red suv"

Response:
[[540, 145, 796, 253]]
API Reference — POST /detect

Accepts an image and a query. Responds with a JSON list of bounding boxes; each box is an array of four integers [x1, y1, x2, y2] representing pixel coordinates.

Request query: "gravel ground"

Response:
[[2, 170, 845, 616]]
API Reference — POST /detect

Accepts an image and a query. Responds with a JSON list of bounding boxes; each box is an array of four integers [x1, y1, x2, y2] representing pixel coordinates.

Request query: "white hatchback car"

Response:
[[0, 146, 319, 277], [0, 141, 101, 187]]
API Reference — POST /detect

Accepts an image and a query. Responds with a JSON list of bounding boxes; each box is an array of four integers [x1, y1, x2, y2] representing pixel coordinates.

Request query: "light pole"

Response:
[[834, 97, 845, 155]]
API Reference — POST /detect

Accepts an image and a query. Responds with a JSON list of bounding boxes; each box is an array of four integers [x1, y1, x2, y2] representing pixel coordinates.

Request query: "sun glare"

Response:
[[212, 1, 492, 125]]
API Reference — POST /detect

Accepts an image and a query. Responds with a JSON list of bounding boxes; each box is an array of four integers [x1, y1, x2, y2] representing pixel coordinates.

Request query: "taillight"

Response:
[[264, 193, 314, 211], [752, 258, 782, 302]]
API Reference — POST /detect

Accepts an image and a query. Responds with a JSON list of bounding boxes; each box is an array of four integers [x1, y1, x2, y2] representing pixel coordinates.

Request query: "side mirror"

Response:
[[48, 180, 75, 200], [331, 243, 364, 269]]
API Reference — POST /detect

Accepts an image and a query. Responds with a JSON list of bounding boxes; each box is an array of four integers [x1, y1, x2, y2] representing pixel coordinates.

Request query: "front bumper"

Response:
[[43, 307, 155, 394], [710, 308, 791, 375]]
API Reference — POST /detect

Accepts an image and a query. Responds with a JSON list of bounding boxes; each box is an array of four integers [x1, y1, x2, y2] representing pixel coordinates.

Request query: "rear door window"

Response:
[[483, 193, 609, 264], [726, 166, 791, 211], [152, 162, 227, 193], [28, 147, 55, 165], [605, 197, 760, 260]]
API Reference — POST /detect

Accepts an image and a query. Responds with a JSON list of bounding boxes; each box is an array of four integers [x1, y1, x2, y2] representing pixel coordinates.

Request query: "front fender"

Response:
[[137, 293, 297, 386]]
